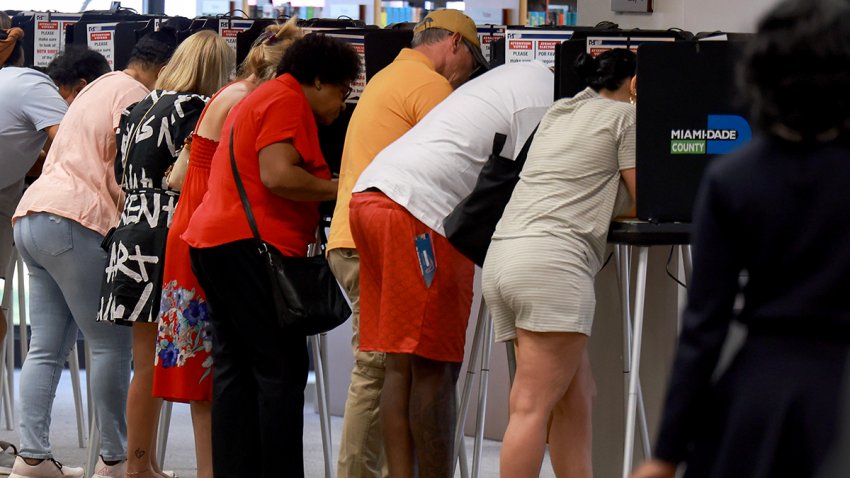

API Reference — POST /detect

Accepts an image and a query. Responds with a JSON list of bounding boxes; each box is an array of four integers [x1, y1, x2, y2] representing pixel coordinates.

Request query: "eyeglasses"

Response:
[[462, 39, 482, 74], [341, 84, 353, 101]]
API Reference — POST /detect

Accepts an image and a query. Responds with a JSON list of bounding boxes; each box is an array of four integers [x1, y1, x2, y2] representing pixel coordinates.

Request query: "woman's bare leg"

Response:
[[190, 400, 213, 478], [500, 329, 589, 478], [548, 348, 595, 478], [124, 322, 165, 478]]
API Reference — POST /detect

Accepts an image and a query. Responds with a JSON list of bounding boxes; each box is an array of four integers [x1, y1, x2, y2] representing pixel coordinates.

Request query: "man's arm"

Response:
[[27, 124, 61, 178]]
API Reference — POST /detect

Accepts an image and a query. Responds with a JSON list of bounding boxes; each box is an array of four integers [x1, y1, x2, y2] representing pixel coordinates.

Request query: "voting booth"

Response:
[[317, 28, 413, 176], [11, 10, 155, 69], [489, 25, 591, 69], [554, 28, 687, 100], [636, 40, 752, 222]]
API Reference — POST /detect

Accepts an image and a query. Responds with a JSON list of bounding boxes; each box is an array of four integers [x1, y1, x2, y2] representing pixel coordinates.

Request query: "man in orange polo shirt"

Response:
[[327, 9, 487, 478]]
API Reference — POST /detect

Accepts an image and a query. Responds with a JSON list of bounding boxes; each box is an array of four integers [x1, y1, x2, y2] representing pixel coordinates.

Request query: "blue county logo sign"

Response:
[[669, 115, 752, 155]]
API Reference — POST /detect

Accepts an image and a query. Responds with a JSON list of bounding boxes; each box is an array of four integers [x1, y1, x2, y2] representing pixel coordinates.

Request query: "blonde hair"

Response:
[[156, 30, 236, 97], [237, 17, 303, 81]]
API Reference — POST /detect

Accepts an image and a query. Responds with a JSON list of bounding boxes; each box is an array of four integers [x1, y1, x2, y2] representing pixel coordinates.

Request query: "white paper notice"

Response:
[[327, 34, 365, 103], [585, 36, 675, 56], [505, 29, 573, 67], [477, 25, 506, 63], [87, 23, 119, 70], [33, 13, 82, 68], [219, 19, 254, 52]]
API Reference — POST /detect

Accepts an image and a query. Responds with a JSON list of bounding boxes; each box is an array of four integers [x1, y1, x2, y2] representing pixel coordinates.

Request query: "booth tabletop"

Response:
[[607, 220, 691, 246]]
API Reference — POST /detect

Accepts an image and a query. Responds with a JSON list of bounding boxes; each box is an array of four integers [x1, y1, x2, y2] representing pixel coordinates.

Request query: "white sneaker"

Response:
[[89, 457, 125, 478], [9, 456, 84, 478], [0, 440, 17, 475]]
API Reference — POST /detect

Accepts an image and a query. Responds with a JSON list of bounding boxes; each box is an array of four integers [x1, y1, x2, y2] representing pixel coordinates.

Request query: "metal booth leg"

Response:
[[471, 313, 494, 478], [454, 298, 488, 478], [16, 252, 27, 362], [68, 344, 86, 448], [86, 412, 100, 477], [680, 245, 692, 285], [310, 333, 334, 478], [616, 245, 652, 465], [0, 248, 16, 430], [622, 247, 650, 478], [156, 401, 173, 469]]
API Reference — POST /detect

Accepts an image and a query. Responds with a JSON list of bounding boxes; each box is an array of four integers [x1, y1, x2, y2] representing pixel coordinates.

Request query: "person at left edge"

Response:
[[11, 29, 176, 478]]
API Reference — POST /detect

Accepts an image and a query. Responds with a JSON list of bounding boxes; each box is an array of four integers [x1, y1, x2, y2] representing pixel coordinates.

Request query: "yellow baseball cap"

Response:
[[413, 9, 489, 70]]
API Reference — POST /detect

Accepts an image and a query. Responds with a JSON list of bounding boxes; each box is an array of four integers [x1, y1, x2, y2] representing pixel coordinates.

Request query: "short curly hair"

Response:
[[128, 27, 178, 70], [741, 0, 850, 140], [47, 46, 110, 87], [275, 33, 361, 87]]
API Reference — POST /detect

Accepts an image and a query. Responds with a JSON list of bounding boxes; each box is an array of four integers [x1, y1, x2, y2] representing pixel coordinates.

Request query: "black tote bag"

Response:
[[443, 126, 538, 266], [228, 127, 351, 335]]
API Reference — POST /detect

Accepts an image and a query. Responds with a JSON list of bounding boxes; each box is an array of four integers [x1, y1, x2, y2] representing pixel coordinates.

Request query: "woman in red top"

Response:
[[182, 34, 360, 477], [151, 19, 302, 478]]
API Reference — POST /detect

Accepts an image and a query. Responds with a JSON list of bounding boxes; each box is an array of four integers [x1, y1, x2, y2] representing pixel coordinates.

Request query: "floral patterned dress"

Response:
[[151, 95, 221, 402]]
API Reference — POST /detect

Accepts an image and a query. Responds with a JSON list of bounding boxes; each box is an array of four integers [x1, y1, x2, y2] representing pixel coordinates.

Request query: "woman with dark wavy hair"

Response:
[[182, 33, 360, 477], [632, 1, 850, 477]]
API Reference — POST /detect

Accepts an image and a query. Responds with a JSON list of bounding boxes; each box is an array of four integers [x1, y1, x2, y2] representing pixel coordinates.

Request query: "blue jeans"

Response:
[[13, 213, 132, 461]]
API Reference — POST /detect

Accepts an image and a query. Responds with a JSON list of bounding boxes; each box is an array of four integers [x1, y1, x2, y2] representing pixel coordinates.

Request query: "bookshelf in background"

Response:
[[377, 1, 465, 27], [247, 1, 325, 19], [526, 0, 577, 26]]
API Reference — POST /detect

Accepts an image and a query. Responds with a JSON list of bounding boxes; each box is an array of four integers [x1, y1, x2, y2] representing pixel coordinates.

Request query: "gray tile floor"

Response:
[[0, 370, 557, 478]]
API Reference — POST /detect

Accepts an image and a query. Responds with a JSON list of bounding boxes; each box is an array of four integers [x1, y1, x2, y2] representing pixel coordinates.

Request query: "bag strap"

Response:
[[490, 133, 508, 159], [228, 125, 263, 243], [230, 125, 326, 254], [513, 124, 540, 168]]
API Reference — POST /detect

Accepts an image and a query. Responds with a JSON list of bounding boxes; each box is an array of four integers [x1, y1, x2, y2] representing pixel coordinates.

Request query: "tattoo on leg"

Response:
[[134, 449, 146, 459]]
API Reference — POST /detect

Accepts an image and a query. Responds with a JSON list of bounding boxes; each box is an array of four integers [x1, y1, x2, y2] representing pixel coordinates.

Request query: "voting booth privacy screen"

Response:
[[553, 29, 686, 100], [317, 29, 412, 176], [636, 41, 752, 223], [11, 8, 755, 226]]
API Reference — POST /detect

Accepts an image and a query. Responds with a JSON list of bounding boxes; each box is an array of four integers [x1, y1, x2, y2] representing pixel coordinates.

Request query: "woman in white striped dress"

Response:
[[481, 48, 637, 478]]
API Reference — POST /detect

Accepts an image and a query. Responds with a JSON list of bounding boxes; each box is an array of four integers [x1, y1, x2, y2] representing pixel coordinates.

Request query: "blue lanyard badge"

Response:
[[414, 232, 437, 288]]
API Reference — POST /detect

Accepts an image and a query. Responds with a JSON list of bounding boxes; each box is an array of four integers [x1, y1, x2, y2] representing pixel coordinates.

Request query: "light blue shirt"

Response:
[[0, 67, 67, 189]]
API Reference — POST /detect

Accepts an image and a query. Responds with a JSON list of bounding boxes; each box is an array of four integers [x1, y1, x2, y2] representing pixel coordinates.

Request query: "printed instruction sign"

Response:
[[505, 29, 573, 67], [218, 19, 254, 52], [327, 34, 366, 103], [586, 36, 675, 56], [87, 23, 118, 70], [33, 13, 82, 68], [477, 25, 506, 63]]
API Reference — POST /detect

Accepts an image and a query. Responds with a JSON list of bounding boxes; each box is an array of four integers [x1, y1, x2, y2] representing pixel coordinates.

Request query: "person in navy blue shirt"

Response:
[[632, 0, 850, 477]]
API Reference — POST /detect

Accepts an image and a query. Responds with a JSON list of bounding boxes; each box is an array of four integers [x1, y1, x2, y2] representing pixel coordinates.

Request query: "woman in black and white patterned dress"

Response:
[[99, 30, 234, 478]]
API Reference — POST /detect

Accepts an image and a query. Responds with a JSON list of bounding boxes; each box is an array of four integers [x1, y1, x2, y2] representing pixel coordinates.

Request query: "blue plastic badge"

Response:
[[414, 232, 437, 288]]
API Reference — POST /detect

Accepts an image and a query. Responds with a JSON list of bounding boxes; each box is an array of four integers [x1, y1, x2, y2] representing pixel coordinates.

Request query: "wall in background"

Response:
[[577, 0, 782, 33]]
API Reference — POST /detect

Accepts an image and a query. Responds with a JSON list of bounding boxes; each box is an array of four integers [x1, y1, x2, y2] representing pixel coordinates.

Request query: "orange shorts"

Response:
[[349, 191, 474, 363]]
